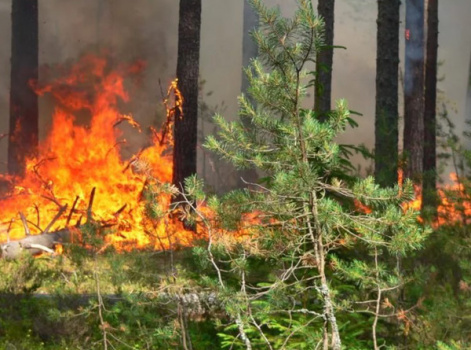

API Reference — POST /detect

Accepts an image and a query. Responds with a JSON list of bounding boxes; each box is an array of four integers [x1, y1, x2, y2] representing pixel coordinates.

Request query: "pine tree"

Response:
[[403, 0, 425, 181], [314, 0, 335, 121], [375, 0, 400, 187], [173, 0, 202, 195], [183, 0, 429, 348], [422, 0, 439, 213], [241, 0, 259, 96], [8, 0, 39, 176], [238, 0, 260, 186]]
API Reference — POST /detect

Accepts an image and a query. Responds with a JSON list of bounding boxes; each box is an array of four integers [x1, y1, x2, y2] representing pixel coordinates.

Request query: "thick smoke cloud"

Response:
[[0, 0, 179, 172]]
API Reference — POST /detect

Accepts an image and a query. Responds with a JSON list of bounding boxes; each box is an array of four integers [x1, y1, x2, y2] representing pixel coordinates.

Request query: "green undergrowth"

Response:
[[0, 247, 222, 350]]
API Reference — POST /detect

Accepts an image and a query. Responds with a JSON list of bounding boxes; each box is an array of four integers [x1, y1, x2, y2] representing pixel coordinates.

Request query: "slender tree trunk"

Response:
[[315, 0, 334, 121], [467, 51, 471, 121], [422, 0, 439, 212], [374, 0, 400, 187], [241, 0, 258, 98], [173, 0, 201, 194], [8, 0, 39, 176], [237, 0, 259, 186], [403, 0, 425, 181]]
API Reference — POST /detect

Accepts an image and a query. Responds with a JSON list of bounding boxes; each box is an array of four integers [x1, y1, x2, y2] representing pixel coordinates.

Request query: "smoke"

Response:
[[404, 0, 425, 96], [0, 0, 179, 172], [0, 0, 470, 185]]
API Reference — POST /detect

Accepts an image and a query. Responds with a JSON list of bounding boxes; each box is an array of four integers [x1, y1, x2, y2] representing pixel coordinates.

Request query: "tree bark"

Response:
[[8, 0, 39, 176], [422, 0, 439, 212], [374, 0, 400, 187], [467, 52, 471, 120], [315, 0, 335, 121], [403, 0, 425, 181], [241, 0, 258, 98], [237, 0, 259, 186], [172, 0, 202, 195]]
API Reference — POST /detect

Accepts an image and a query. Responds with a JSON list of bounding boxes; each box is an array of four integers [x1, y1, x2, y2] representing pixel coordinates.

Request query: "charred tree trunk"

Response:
[[172, 0, 201, 196], [422, 0, 439, 213], [403, 0, 425, 181], [8, 0, 39, 176], [374, 0, 400, 187], [315, 0, 335, 121]]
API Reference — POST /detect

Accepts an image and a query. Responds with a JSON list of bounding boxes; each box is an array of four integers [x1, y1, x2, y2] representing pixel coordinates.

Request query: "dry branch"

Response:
[[0, 227, 71, 259]]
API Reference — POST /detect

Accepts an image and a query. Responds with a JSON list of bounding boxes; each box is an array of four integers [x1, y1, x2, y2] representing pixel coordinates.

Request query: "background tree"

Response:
[[237, 0, 259, 186], [314, 0, 334, 121], [241, 0, 259, 97], [8, 0, 39, 176], [422, 0, 439, 213], [468, 52, 471, 119], [374, 0, 400, 187], [403, 0, 425, 180], [173, 0, 202, 195]]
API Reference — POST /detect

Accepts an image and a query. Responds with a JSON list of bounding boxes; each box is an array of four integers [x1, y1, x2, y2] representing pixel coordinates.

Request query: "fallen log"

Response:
[[0, 187, 119, 259], [27, 291, 221, 317], [0, 227, 72, 259]]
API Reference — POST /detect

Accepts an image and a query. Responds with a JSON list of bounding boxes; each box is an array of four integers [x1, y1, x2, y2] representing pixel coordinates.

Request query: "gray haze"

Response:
[[0, 0, 470, 188]]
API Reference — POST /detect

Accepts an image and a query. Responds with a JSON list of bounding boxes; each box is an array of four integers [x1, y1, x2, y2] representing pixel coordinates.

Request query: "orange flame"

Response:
[[435, 173, 471, 226], [0, 54, 193, 251]]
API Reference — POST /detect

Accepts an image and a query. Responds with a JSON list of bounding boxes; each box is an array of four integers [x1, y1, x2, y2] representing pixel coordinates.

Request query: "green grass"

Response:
[[0, 247, 221, 349]]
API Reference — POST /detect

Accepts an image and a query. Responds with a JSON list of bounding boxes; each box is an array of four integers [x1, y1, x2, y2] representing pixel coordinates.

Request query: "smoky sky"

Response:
[[0, 0, 470, 186]]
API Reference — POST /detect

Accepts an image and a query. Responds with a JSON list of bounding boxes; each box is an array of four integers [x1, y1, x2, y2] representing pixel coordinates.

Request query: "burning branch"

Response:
[[67, 196, 80, 226], [43, 204, 68, 234], [25, 243, 56, 255], [113, 114, 142, 132], [87, 187, 96, 222], [158, 78, 183, 147]]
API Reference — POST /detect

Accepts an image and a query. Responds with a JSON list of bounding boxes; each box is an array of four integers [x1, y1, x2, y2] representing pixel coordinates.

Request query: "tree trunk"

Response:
[[403, 0, 425, 181], [422, 0, 439, 213], [237, 0, 259, 186], [8, 0, 39, 176], [315, 0, 335, 121], [374, 0, 400, 187], [172, 0, 201, 194], [241, 0, 258, 97], [467, 52, 471, 118]]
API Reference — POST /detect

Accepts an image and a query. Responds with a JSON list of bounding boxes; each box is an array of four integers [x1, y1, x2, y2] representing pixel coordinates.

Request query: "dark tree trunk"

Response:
[[467, 52, 471, 120], [315, 0, 334, 121], [403, 0, 425, 181], [374, 0, 400, 187], [8, 0, 39, 176], [466, 55, 471, 119], [241, 0, 258, 97], [237, 0, 259, 186], [422, 0, 439, 212], [172, 0, 201, 192]]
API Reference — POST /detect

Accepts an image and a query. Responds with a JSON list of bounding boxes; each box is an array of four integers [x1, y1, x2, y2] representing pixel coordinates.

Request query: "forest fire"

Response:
[[398, 169, 471, 226], [0, 55, 468, 259], [0, 55, 195, 255]]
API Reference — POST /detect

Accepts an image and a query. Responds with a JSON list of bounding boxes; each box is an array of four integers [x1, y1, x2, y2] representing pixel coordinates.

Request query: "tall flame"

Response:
[[0, 54, 193, 251]]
